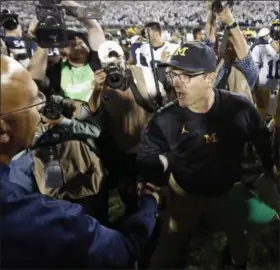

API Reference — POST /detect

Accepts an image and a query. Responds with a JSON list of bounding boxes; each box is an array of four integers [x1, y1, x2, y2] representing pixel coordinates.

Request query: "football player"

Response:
[[139, 22, 179, 67], [251, 18, 280, 165], [1, 10, 36, 68]]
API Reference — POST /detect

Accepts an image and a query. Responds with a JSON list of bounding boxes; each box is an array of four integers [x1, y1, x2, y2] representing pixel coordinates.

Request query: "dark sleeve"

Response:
[[88, 195, 158, 267], [46, 61, 62, 95], [33, 119, 103, 150], [232, 52, 259, 89], [88, 50, 102, 71], [247, 102, 275, 171], [24, 193, 157, 268], [137, 117, 169, 185]]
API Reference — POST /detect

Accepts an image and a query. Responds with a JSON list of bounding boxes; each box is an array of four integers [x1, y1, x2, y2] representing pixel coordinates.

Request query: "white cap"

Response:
[[258, 28, 270, 38], [186, 33, 194, 41], [97, 41, 124, 64]]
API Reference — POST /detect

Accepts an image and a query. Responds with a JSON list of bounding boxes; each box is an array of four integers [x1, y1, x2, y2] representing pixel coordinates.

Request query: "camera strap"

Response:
[[147, 29, 163, 109], [36, 125, 64, 189], [128, 73, 155, 113], [218, 26, 230, 62], [216, 26, 235, 90], [45, 145, 64, 189]]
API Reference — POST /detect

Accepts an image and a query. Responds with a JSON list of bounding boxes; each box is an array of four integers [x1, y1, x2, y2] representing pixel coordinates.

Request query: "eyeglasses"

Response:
[[0, 91, 46, 117], [166, 71, 204, 86]]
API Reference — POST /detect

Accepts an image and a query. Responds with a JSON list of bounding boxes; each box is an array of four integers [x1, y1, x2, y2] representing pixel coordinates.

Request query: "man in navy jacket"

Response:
[[0, 55, 158, 269]]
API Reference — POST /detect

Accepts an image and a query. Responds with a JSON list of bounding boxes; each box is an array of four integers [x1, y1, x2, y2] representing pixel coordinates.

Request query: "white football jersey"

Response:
[[139, 41, 179, 68], [251, 43, 280, 91]]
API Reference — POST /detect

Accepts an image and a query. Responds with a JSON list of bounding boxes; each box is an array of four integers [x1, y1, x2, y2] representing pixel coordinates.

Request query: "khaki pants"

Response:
[[148, 177, 247, 269]]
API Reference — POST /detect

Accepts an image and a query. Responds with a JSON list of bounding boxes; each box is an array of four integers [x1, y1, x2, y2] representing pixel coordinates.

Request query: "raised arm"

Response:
[[61, 1, 105, 51]]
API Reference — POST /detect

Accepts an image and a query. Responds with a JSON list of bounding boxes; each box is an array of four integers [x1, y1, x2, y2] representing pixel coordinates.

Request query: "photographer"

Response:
[[24, 0, 110, 219], [251, 18, 280, 167], [91, 40, 164, 218], [0, 9, 36, 68], [205, 3, 259, 102], [30, 0, 105, 103]]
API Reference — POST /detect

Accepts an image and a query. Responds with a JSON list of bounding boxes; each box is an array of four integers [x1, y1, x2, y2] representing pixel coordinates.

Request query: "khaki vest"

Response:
[[33, 101, 105, 201], [216, 59, 254, 103]]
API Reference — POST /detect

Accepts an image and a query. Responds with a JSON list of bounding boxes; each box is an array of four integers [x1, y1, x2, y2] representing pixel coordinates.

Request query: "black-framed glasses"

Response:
[[0, 91, 46, 117], [166, 71, 204, 86]]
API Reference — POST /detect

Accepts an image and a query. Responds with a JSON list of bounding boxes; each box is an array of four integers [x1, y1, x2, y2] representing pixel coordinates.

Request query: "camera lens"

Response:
[[110, 73, 121, 82]]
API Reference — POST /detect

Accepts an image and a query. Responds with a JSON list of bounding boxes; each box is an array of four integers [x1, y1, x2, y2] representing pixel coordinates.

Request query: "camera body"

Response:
[[35, 0, 68, 48], [0, 9, 19, 30], [103, 59, 126, 90], [211, 0, 234, 13], [98, 41, 126, 90]]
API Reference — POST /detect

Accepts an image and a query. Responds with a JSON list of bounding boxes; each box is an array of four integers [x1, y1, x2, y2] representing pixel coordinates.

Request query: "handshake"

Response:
[[137, 181, 160, 204]]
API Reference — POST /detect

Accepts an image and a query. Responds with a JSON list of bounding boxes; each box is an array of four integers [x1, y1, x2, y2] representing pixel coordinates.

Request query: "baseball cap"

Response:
[[258, 28, 269, 38], [158, 42, 217, 75]]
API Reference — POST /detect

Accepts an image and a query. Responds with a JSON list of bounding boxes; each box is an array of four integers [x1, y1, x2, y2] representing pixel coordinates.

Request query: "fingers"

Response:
[[161, 51, 170, 62], [41, 115, 49, 123], [41, 116, 52, 127], [95, 69, 105, 75], [95, 69, 106, 84], [136, 181, 160, 203], [43, 123, 51, 128]]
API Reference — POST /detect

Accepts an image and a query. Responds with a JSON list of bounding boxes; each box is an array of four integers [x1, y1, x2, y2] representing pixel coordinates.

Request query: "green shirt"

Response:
[[60, 61, 95, 102]]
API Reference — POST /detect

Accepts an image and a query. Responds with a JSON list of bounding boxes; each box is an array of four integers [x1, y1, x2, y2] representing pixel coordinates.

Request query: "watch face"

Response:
[[228, 22, 237, 29]]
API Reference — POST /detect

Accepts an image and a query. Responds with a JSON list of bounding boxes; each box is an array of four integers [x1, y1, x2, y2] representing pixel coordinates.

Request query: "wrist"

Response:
[[227, 21, 237, 30], [59, 117, 72, 127]]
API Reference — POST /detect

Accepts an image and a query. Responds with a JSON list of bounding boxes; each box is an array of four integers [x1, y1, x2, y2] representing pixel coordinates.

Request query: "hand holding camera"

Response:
[[209, 0, 234, 14], [41, 95, 77, 125], [216, 7, 235, 26], [41, 115, 65, 127], [27, 17, 39, 39], [95, 69, 107, 88]]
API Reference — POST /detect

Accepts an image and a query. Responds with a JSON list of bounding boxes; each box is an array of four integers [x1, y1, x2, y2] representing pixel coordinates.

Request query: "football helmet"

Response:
[[270, 18, 280, 40]]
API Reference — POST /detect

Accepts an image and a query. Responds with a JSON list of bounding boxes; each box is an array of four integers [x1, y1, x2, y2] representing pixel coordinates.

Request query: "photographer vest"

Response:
[[99, 87, 151, 154], [60, 61, 95, 102], [32, 115, 106, 218]]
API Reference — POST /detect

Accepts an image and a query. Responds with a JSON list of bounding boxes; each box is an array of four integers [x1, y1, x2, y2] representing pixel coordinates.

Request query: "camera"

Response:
[[42, 101, 63, 120], [35, 0, 68, 48], [98, 41, 127, 90], [33, 79, 63, 120], [211, 0, 234, 13], [104, 58, 126, 89], [0, 9, 19, 30]]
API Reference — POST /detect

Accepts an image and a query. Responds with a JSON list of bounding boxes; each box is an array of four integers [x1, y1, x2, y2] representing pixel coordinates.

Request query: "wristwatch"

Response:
[[227, 21, 238, 30]]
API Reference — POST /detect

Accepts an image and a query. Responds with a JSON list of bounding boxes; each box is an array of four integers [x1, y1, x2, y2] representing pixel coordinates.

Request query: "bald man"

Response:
[[0, 55, 159, 268]]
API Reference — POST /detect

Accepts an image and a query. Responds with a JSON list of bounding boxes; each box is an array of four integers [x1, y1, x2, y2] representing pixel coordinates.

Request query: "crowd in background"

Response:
[[1, 0, 280, 269], [1, 0, 279, 31]]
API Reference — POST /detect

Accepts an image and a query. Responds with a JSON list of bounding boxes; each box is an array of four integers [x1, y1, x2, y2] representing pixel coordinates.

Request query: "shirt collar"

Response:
[[64, 59, 87, 69]]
